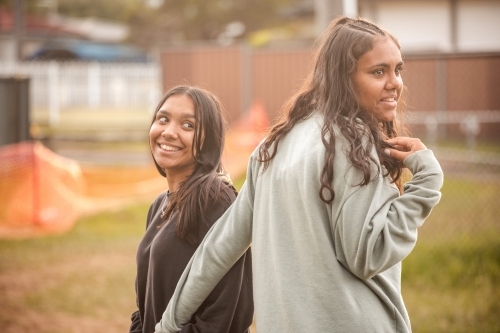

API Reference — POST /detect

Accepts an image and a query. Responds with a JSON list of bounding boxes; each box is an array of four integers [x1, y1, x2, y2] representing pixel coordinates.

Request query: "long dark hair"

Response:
[[151, 85, 235, 244], [258, 17, 407, 203]]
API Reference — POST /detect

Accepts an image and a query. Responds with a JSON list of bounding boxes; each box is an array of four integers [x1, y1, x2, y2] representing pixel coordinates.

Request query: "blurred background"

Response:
[[0, 0, 499, 332]]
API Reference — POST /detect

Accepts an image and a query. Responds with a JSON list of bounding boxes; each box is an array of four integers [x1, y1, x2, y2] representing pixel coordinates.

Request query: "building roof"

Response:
[[0, 8, 85, 39], [26, 39, 149, 62]]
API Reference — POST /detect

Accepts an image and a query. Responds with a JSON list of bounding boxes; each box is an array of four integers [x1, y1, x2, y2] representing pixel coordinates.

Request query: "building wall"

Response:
[[457, 0, 500, 52], [160, 45, 500, 140], [373, 0, 453, 53], [252, 49, 313, 121], [161, 46, 243, 122], [360, 0, 500, 53]]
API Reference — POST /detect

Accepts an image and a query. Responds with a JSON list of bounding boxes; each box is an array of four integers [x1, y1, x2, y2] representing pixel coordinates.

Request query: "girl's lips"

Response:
[[380, 97, 397, 108], [159, 144, 181, 151]]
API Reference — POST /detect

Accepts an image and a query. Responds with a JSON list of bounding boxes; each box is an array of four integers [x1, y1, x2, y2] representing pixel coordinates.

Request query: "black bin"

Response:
[[0, 76, 31, 146]]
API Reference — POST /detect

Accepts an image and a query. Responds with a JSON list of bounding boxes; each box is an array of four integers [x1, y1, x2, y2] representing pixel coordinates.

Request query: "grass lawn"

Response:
[[0, 205, 146, 333], [402, 174, 500, 333], [0, 174, 499, 332]]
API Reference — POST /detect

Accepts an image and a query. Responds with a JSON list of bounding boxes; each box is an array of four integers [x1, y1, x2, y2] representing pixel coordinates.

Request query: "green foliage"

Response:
[[12, 0, 294, 49], [57, 0, 142, 22], [125, 0, 294, 48]]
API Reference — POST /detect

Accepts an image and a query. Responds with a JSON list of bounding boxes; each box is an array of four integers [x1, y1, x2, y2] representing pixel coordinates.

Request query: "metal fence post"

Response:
[[436, 57, 448, 139]]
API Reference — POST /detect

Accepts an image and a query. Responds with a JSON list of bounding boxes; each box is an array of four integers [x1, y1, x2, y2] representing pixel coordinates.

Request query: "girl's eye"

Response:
[[395, 67, 403, 75], [374, 69, 383, 75], [183, 122, 194, 129], [159, 116, 168, 123]]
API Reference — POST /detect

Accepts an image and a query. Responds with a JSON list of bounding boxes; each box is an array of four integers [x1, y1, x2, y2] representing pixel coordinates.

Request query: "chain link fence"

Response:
[[0, 54, 498, 331]]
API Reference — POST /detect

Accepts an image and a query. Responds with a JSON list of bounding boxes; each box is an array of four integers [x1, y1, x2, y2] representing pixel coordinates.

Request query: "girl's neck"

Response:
[[165, 169, 194, 192], [166, 179, 182, 193]]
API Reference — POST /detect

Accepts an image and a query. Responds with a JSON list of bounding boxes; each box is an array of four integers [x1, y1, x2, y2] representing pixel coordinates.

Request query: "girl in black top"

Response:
[[130, 85, 253, 333]]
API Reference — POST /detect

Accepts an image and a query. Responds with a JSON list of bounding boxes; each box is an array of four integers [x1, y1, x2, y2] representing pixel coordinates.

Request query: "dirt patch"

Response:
[[0, 251, 136, 333]]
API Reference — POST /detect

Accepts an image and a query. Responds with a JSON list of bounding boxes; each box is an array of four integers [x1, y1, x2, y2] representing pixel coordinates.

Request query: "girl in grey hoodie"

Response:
[[156, 17, 443, 333]]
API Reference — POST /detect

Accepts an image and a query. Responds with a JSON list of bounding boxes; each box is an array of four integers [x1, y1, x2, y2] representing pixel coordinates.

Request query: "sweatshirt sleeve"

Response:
[[178, 248, 253, 333], [155, 157, 258, 333], [333, 149, 444, 280]]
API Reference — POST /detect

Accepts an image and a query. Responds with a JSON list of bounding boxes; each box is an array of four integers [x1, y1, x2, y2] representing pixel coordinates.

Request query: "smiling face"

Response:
[[149, 93, 198, 182], [352, 36, 404, 122]]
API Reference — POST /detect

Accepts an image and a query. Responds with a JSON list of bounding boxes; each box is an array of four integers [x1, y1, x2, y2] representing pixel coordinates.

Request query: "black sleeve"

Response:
[[179, 186, 254, 333], [129, 309, 142, 333]]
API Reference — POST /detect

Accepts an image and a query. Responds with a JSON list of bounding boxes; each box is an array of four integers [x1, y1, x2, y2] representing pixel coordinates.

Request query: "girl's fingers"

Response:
[[386, 137, 427, 152], [385, 148, 411, 161], [391, 144, 408, 151], [385, 137, 427, 161]]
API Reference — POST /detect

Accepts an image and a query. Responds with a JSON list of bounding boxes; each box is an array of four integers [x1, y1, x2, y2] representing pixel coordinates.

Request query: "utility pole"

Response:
[[315, 0, 358, 36], [13, 0, 24, 62], [450, 0, 458, 52]]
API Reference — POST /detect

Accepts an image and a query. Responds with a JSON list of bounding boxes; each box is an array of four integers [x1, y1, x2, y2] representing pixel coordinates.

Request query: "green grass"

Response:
[[400, 174, 500, 332], [32, 108, 151, 129], [403, 235, 500, 333], [0, 174, 499, 332], [433, 139, 500, 154], [0, 205, 148, 333]]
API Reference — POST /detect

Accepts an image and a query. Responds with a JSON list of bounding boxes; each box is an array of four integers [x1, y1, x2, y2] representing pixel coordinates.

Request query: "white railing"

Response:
[[0, 61, 162, 125]]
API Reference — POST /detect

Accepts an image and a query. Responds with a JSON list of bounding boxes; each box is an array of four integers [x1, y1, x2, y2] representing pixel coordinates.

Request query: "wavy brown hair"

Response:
[[258, 17, 407, 203], [151, 85, 236, 244]]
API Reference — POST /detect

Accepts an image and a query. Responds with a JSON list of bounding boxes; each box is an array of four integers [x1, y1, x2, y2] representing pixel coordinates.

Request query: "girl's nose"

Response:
[[161, 125, 178, 139], [386, 73, 403, 91]]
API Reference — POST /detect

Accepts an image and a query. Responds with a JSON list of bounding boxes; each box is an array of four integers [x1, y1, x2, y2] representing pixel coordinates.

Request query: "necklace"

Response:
[[160, 190, 172, 219]]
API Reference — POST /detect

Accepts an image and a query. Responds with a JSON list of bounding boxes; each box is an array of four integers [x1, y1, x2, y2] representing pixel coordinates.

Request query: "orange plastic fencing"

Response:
[[0, 141, 84, 238], [224, 99, 269, 176], [0, 141, 170, 239]]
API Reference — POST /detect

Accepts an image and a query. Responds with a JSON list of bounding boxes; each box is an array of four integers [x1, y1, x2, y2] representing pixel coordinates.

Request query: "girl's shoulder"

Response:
[[218, 180, 238, 206], [203, 180, 237, 227], [152, 190, 169, 208]]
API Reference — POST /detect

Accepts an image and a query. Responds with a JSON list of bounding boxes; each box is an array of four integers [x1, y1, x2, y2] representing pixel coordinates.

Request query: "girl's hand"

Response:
[[384, 137, 427, 162]]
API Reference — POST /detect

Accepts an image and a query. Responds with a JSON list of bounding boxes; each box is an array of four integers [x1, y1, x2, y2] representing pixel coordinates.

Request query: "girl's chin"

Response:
[[377, 112, 397, 122]]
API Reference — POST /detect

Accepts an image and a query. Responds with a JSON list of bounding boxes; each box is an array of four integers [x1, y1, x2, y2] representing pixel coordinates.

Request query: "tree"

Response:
[[61, 0, 293, 49], [57, 0, 141, 22], [3, 0, 296, 50]]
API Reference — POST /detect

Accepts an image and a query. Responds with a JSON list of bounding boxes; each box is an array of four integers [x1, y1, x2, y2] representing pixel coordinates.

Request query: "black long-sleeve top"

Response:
[[130, 186, 254, 333]]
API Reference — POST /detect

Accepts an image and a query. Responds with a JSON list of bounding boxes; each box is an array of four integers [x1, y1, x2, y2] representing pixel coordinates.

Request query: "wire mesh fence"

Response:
[[0, 56, 499, 331], [1, 57, 499, 233]]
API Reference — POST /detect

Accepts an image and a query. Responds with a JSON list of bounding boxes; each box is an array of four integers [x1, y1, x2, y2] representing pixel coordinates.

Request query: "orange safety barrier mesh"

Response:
[[0, 141, 171, 239], [77, 164, 168, 215], [0, 141, 85, 238], [224, 99, 269, 176]]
